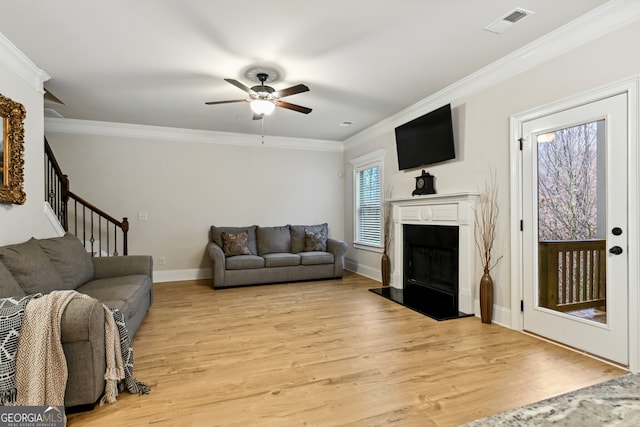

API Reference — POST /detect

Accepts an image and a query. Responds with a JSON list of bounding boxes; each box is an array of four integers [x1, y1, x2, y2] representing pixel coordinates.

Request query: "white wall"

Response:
[[0, 34, 56, 245], [45, 123, 344, 281], [343, 17, 640, 325]]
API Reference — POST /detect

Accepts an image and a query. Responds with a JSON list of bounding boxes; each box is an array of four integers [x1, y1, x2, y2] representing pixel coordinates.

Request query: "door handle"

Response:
[[609, 246, 623, 255]]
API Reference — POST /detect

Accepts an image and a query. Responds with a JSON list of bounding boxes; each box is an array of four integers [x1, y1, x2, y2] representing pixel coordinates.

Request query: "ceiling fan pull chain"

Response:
[[261, 118, 265, 144]]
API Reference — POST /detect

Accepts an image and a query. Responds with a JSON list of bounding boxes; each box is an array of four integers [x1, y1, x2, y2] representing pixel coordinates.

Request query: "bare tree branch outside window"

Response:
[[537, 121, 601, 241]]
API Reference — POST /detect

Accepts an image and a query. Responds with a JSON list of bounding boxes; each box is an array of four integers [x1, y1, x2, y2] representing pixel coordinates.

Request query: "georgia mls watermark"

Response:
[[0, 406, 65, 427]]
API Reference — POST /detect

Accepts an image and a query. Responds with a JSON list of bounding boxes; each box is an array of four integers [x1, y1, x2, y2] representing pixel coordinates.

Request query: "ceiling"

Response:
[[0, 0, 610, 142]]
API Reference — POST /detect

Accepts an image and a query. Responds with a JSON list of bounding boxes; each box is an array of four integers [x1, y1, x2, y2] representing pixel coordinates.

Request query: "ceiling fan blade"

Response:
[[275, 100, 312, 114], [205, 99, 248, 105], [224, 78, 256, 95], [274, 84, 309, 98], [44, 88, 65, 105]]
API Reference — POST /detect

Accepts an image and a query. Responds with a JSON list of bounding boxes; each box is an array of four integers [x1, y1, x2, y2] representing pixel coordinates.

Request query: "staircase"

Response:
[[44, 138, 129, 256]]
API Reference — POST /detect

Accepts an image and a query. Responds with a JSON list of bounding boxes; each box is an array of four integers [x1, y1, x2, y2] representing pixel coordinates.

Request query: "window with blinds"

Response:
[[355, 164, 382, 247]]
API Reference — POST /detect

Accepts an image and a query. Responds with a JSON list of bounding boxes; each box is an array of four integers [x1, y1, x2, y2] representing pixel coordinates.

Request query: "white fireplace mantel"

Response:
[[390, 192, 479, 314]]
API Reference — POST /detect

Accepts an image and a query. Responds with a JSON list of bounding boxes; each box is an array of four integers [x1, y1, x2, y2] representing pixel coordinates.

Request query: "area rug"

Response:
[[461, 373, 640, 426]]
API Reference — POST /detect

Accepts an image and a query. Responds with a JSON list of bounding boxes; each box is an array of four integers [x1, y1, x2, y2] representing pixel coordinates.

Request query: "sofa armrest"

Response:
[[60, 297, 106, 407], [207, 242, 226, 288], [92, 255, 153, 280], [60, 297, 105, 344], [327, 238, 348, 278]]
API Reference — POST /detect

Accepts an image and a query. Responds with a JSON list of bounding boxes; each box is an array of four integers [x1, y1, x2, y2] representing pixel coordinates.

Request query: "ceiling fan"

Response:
[[205, 72, 312, 119]]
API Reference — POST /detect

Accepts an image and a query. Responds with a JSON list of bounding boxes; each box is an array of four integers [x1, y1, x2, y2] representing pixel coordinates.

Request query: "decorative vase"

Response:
[[381, 252, 390, 286], [479, 267, 494, 324]]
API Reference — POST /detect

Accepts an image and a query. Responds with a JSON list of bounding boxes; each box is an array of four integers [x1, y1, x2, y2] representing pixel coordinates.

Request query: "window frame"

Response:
[[350, 150, 385, 253]]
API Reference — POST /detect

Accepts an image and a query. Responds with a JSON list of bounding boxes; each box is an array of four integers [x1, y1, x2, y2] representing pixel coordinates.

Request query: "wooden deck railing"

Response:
[[538, 239, 606, 312], [44, 138, 129, 256]]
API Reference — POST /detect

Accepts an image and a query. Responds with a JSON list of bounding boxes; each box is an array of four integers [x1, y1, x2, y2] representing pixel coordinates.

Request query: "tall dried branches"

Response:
[[475, 171, 500, 272], [382, 188, 393, 254]]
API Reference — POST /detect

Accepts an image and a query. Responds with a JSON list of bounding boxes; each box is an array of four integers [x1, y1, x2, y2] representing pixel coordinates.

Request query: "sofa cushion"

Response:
[[211, 226, 258, 255], [299, 251, 334, 265], [0, 238, 65, 294], [290, 223, 328, 253], [78, 274, 151, 325], [257, 225, 291, 255], [221, 231, 251, 257], [263, 253, 301, 268], [303, 228, 328, 252], [225, 255, 265, 270], [0, 261, 27, 298], [38, 233, 94, 290]]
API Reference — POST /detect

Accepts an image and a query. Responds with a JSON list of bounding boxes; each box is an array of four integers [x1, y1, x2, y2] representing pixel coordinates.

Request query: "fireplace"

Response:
[[388, 192, 479, 317], [403, 224, 459, 312]]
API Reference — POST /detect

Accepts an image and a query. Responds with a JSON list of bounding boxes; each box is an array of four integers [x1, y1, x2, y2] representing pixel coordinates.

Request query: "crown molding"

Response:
[[349, 149, 385, 167], [0, 32, 50, 92], [343, 0, 640, 150], [44, 117, 343, 153]]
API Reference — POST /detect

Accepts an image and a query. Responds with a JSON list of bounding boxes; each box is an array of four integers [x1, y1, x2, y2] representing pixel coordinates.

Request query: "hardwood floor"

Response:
[[67, 271, 625, 426]]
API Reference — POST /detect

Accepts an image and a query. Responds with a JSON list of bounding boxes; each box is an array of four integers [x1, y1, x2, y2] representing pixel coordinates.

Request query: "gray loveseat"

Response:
[[0, 233, 153, 408], [207, 224, 347, 288]]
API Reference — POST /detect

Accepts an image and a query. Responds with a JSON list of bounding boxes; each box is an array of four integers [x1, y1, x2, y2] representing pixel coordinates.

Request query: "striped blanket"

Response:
[[0, 290, 148, 406]]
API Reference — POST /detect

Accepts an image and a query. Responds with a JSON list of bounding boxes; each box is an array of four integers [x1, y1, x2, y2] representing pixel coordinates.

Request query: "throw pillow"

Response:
[[303, 228, 327, 252], [290, 223, 328, 253], [221, 231, 251, 257], [211, 226, 258, 255]]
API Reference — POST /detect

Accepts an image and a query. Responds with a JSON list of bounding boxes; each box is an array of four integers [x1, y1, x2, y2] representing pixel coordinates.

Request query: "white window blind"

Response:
[[355, 164, 382, 247]]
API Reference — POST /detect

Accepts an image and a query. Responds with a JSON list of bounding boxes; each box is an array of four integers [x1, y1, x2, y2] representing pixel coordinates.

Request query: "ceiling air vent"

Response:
[[504, 9, 528, 23], [484, 8, 533, 34]]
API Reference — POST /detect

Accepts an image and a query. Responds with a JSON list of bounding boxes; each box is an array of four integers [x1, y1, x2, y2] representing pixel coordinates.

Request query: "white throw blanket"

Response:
[[13, 290, 124, 406]]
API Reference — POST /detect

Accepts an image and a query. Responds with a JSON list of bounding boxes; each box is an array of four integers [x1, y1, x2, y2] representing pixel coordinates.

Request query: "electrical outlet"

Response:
[[137, 212, 148, 221], [158, 256, 166, 265]]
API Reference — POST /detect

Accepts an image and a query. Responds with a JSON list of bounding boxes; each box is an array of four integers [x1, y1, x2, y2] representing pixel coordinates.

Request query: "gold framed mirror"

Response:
[[0, 92, 26, 205]]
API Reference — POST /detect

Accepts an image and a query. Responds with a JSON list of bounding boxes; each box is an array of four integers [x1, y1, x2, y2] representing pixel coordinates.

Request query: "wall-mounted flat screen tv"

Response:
[[395, 104, 456, 171]]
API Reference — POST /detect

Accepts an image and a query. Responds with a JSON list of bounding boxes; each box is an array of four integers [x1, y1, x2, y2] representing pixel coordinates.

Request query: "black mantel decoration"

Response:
[[412, 170, 436, 196]]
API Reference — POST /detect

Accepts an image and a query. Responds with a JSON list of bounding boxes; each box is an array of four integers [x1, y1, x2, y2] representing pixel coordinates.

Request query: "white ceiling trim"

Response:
[[343, 0, 640, 150], [44, 117, 343, 153], [0, 32, 49, 93]]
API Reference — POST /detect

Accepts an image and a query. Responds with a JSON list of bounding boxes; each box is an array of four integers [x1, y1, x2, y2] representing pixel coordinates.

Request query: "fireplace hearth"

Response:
[[370, 286, 472, 321]]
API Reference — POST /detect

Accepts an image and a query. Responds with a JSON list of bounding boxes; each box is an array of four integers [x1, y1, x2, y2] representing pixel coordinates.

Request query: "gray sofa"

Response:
[[0, 233, 153, 408], [207, 224, 347, 288]]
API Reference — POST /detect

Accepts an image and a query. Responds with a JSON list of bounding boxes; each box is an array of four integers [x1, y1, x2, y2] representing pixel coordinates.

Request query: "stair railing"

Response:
[[44, 138, 129, 256]]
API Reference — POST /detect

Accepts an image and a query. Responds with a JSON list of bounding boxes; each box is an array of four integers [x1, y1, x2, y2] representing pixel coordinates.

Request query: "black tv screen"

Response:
[[395, 104, 455, 170]]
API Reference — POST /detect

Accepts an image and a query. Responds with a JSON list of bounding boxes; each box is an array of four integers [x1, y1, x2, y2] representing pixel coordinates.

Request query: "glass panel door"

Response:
[[521, 93, 628, 365]]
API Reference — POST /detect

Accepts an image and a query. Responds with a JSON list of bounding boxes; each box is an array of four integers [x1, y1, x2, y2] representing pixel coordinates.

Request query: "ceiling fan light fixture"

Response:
[[250, 99, 276, 115]]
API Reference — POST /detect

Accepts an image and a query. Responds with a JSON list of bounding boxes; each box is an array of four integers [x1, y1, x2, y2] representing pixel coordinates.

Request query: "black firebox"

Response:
[[403, 224, 459, 312]]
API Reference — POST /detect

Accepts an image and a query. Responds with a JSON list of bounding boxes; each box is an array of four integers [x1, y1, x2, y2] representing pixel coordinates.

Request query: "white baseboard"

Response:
[[473, 298, 511, 327], [491, 303, 512, 328], [344, 259, 382, 284], [153, 268, 211, 283]]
